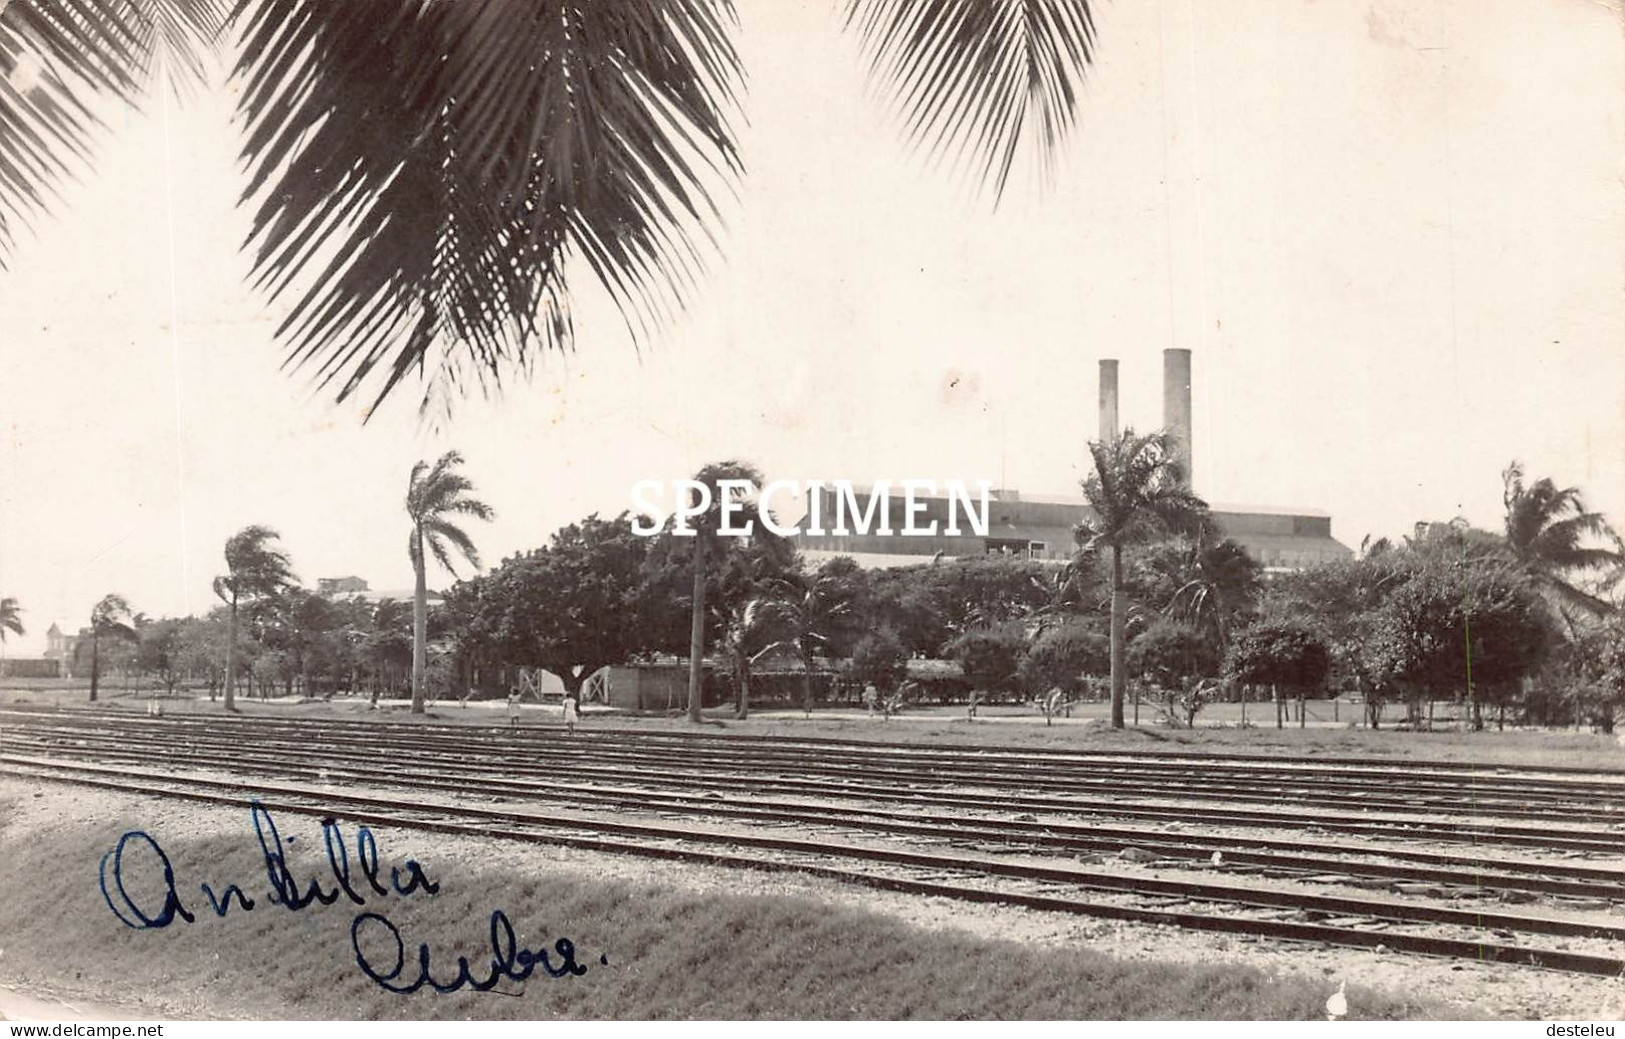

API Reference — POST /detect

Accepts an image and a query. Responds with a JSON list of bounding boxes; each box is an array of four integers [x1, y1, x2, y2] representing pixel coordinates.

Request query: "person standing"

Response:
[[507, 688, 522, 728], [562, 691, 580, 735]]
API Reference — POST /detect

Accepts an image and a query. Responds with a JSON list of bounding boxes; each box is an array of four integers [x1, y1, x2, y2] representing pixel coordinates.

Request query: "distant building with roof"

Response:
[[316, 576, 443, 605]]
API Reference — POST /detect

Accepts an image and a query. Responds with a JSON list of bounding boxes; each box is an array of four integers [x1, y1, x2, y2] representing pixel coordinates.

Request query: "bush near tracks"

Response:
[[0, 797, 1458, 1021]]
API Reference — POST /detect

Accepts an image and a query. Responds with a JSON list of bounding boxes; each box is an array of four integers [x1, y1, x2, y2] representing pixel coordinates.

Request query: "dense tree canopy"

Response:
[[1225, 620, 1331, 693], [474, 514, 655, 695], [1020, 620, 1109, 696]]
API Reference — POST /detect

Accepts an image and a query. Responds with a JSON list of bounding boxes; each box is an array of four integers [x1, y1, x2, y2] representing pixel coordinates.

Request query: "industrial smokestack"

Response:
[[1098, 359, 1119, 444], [1163, 348, 1193, 488]]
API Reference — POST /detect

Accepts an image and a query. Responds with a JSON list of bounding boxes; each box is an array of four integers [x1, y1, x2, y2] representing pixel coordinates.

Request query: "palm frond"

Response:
[[845, 0, 1097, 199], [423, 516, 481, 574], [0, 0, 224, 268], [0, 595, 24, 639], [233, 0, 742, 421], [423, 529, 458, 577]]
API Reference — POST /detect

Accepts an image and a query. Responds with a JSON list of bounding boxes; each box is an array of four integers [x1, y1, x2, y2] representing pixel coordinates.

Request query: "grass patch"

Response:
[[0, 806, 1461, 1020]]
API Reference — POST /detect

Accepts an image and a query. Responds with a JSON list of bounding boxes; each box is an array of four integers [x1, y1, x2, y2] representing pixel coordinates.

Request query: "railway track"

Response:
[[6, 737, 1623, 902], [7, 703, 1621, 810], [2, 703, 1622, 977], [9, 728, 1625, 884], [4, 709, 1623, 853], [6, 755, 1625, 978]]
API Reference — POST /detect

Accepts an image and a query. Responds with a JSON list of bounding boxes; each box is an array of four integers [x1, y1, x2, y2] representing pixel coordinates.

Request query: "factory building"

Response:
[[798, 350, 1352, 574]]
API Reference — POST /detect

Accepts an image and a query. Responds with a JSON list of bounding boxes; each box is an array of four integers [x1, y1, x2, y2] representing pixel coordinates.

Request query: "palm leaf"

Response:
[[423, 516, 481, 574], [0, 0, 224, 268], [232, 0, 742, 423], [846, 0, 1098, 199]]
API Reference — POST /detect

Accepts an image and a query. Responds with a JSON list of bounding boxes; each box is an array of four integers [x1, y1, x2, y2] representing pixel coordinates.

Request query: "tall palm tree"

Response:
[[1502, 461, 1625, 629], [86, 593, 136, 702], [406, 450, 493, 714], [1, 1, 1097, 418], [680, 460, 770, 724], [1077, 429, 1208, 729], [213, 525, 296, 711]]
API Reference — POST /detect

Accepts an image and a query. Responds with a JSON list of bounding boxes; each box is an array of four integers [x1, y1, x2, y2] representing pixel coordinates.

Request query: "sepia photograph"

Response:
[[0, 0, 1622, 1027]]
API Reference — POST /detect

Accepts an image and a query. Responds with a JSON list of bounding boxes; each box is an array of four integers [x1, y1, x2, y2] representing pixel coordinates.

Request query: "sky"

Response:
[[1, 0, 1622, 654]]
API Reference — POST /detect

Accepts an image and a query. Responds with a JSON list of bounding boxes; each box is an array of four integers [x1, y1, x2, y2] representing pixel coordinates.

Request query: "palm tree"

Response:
[[1, 2, 1097, 417], [1502, 461, 1625, 629], [406, 450, 494, 714], [1077, 429, 1208, 729], [716, 597, 770, 721], [1151, 530, 1261, 652], [756, 573, 855, 718], [0, 595, 23, 674], [680, 461, 772, 723], [213, 525, 296, 712], [679, 461, 799, 721], [86, 593, 136, 702], [0, 596, 23, 645]]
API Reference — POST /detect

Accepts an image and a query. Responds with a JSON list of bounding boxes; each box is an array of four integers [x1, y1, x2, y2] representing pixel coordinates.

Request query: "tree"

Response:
[[756, 570, 856, 716], [716, 598, 770, 720], [1128, 618, 1220, 688], [849, 627, 910, 697], [175, 611, 231, 700], [1021, 620, 1109, 697], [1502, 461, 1625, 629], [808, 556, 873, 659], [1126, 619, 1220, 727], [363, 599, 414, 703], [478, 515, 655, 698], [86, 593, 137, 702], [945, 624, 1028, 698], [135, 617, 187, 695], [0, 596, 22, 647], [868, 567, 954, 656], [213, 525, 296, 711], [1135, 531, 1261, 652], [406, 451, 494, 714], [679, 461, 788, 723], [1363, 558, 1554, 730], [1077, 429, 1208, 729], [1565, 616, 1625, 733], [257, 588, 343, 698], [1226, 620, 1331, 729], [2, 3, 1098, 418]]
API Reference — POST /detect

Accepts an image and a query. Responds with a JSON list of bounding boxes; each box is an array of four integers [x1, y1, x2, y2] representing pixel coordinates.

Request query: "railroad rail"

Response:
[[5, 755, 1624, 978], [4, 709, 1622, 853], [3, 703, 1622, 978]]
